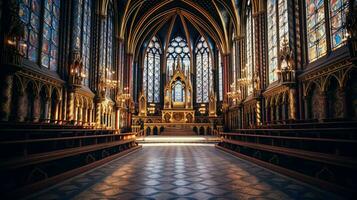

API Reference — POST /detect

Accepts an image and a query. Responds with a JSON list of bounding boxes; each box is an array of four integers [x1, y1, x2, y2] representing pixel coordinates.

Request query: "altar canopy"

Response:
[[161, 58, 194, 123]]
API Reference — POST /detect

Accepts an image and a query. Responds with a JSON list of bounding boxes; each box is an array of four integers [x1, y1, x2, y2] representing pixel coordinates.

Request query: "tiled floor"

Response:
[[27, 144, 342, 200]]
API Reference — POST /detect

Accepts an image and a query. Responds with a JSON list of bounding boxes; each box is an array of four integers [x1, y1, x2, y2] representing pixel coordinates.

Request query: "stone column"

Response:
[[16, 89, 27, 122], [44, 98, 51, 122], [0, 74, 13, 121], [265, 103, 270, 124], [281, 103, 286, 121], [53, 100, 60, 122], [319, 91, 328, 120], [336, 87, 347, 119], [303, 96, 309, 120], [32, 95, 41, 122], [83, 107, 87, 125]]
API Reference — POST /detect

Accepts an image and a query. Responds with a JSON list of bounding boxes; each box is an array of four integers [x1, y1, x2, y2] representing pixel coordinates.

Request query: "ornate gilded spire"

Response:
[[176, 55, 182, 70]]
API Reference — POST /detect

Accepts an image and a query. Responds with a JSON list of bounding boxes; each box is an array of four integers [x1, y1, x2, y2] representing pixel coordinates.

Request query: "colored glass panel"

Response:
[[167, 37, 190, 77], [19, 0, 42, 62], [81, 0, 92, 86], [306, 0, 327, 62], [218, 52, 223, 101], [195, 37, 212, 103], [246, 6, 254, 95], [329, 0, 348, 49], [143, 36, 161, 103]]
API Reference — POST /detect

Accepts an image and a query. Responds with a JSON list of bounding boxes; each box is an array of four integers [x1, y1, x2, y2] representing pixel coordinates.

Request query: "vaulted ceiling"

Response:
[[116, 0, 242, 57]]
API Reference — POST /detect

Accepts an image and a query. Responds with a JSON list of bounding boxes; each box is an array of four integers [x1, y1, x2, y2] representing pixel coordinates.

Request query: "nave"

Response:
[[28, 145, 339, 200]]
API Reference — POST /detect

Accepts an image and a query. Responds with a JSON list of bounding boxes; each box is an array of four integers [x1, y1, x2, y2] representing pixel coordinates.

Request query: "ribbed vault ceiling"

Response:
[[118, 0, 241, 57]]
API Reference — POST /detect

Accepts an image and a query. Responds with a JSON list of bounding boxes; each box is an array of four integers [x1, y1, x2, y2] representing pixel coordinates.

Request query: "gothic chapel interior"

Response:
[[0, 0, 357, 199]]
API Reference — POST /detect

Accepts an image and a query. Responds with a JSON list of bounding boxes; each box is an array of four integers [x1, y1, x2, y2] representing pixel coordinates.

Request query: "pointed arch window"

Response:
[[172, 80, 184, 102], [19, 0, 61, 71], [99, 1, 114, 97], [195, 37, 212, 103], [245, 1, 254, 95], [232, 36, 237, 92], [218, 51, 223, 101], [267, 0, 289, 83], [305, 0, 348, 62], [80, 0, 92, 86], [166, 36, 190, 77], [143, 36, 162, 103]]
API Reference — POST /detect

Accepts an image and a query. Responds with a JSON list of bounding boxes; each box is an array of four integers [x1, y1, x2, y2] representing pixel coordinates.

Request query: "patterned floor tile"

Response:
[[27, 145, 343, 200]]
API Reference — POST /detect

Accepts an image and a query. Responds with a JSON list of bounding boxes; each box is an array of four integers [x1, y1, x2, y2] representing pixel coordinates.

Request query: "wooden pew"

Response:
[[217, 123, 357, 198], [0, 128, 141, 198]]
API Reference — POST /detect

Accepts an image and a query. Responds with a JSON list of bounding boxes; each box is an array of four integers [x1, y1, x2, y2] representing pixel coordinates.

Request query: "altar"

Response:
[[162, 58, 194, 123]]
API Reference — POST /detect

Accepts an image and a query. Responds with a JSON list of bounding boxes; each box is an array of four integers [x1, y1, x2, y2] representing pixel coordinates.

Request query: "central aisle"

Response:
[[29, 145, 339, 200]]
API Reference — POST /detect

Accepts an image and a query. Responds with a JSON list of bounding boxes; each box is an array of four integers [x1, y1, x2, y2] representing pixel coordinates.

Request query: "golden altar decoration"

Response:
[[162, 58, 194, 123]]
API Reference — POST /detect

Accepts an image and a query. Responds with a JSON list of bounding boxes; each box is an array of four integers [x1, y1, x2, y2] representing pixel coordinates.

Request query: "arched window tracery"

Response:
[[195, 36, 212, 103], [267, 0, 289, 83], [143, 36, 162, 103], [166, 36, 190, 77]]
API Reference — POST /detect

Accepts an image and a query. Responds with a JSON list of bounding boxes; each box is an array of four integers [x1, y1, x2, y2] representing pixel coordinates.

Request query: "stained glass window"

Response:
[[246, 2, 254, 95], [195, 37, 212, 103], [173, 81, 184, 102], [143, 36, 162, 103], [329, 0, 348, 50], [305, 0, 348, 62], [81, 0, 92, 86], [166, 36, 190, 77], [267, 0, 289, 83], [41, 0, 60, 70], [19, 0, 60, 70], [99, 2, 114, 97], [232, 37, 236, 92], [306, 0, 327, 62], [218, 51, 223, 101], [19, 0, 42, 62]]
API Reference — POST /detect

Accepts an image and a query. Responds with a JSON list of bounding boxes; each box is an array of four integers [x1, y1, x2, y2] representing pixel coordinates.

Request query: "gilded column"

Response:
[[95, 102, 101, 128], [67, 91, 75, 121], [289, 88, 298, 120]]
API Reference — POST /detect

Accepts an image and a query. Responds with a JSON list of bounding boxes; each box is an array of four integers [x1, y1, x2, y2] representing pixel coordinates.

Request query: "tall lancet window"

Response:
[[218, 51, 223, 101], [232, 36, 237, 92], [195, 37, 212, 103], [80, 0, 92, 86], [99, 1, 114, 97], [245, 1, 254, 95], [143, 36, 162, 103], [267, 0, 289, 83], [166, 36, 190, 77], [19, 0, 61, 71]]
